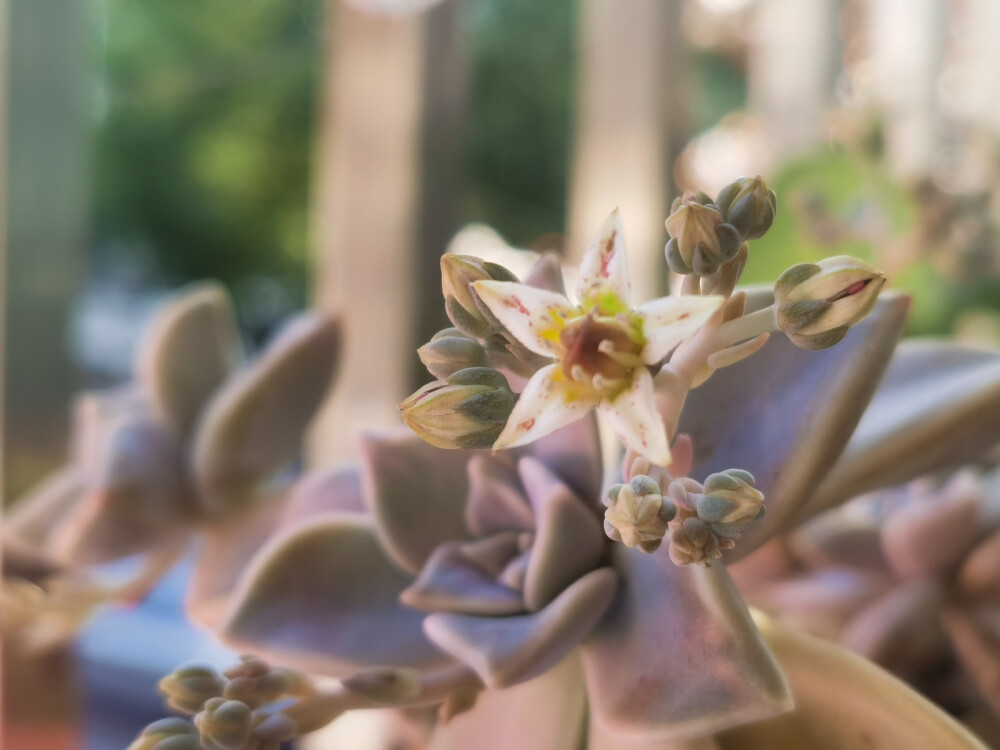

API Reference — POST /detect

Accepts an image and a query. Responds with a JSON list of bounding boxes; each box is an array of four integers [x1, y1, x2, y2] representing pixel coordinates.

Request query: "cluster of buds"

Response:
[[665, 176, 776, 277], [135, 655, 315, 750], [399, 367, 517, 450], [604, 468, 765, 566], [774, 255, 886, 350]]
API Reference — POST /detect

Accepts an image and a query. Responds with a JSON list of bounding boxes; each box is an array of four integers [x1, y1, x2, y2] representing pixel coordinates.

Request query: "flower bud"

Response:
[[195, 698, 253, 750], [159, 663, 226, 715], [342, 666, 421, 703], [441, 254, 518, 338], [697, 469, 765, 538], [665, 192, 742, 276], [418, 328, 489, 380], [604, 476, 678, 553], [668, 517, 721, 566], [128, 718, 200, 750], [400, 367, 516, 450], [714, 176, 777, 240], [774, 255, 886, 350]]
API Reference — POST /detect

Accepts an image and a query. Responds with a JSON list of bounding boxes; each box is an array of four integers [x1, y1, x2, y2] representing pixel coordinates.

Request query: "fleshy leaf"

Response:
[[942, 605, 1000, 715], [360, 429, 475, 576], [401, 541, 525, 615], [464, 454, 534, 537], [193, 313, 341, 513], [424, 568, 617, 689], [5, 467, 88, 549], [582, 546, 791, 741], [803, 340, 1000, 521], [713, 612, 987, 749], [523, 252, 567, 295], [678, 294, 908, 561], [787, 508, 887, 571], [430, 653, 586, 750], [518, 457, 606, 611], [222, 515, 450, 677], [135, 282, 243, 434], [525, 411, 603, 506]]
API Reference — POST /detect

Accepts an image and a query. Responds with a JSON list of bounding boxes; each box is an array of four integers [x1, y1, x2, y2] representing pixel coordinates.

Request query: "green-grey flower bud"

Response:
[[400, 367, 516, 450], [604, 475, 678, 553], [697, 469, 765, 538], [714, 175, 777, 240], [219, 655, 307, 709], [195, 698, 253, 750], [665, 192, 743, 276], [158, 663, 226, 715], [774, 255, 886, 350], [128, 718, 200, 750], [418, 328, 489, 380], [441, 254, 518, 338], [668, 517, 720, 566]]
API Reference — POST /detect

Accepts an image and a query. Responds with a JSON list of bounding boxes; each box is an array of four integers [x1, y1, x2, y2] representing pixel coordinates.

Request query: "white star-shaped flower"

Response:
[[473, 210, 723, 466]]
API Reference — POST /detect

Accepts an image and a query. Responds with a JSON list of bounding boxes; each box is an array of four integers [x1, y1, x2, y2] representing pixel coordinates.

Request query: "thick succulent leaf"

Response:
[[942, 605, 1000, 714], [70, 385, 148, 479], [5, 467, 88, 548], [525, 412, 603, 505], [588, 719, 722, 750], [135, 282, 243, 434], [430, 653, 586, 750], [523, 252, 567, 296], [518, 457, 606, 611], [464, 454, 534, 536], [360, 429, 476, 576], [678, 294, 908, 562], [839, 580, 947, 676], [221, 514, 450, 677], [582, 546, 791, 741], [713, 612, 987, 749], [187, 466, 365, 629], [51, 416, 194, 564], [803, 340, 1000, 522], [423, 567, 617, 689], [786, 507, 887, 571], [193, 313, 341, 513], [0, 531, 63, 582], [401, 541, 525, 615]]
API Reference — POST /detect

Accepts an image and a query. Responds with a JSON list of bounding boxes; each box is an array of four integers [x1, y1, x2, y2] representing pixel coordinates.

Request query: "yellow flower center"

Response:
[[558, 312, 644, 396]]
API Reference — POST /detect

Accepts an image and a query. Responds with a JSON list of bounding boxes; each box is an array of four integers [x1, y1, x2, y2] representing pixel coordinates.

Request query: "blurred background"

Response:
[[4, 0, 1000, 746]]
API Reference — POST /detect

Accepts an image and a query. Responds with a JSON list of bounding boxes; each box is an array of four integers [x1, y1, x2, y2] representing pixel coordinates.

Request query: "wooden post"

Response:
[[309, 2, 426, 465], [567, 0, 686, 305], [748, 0, 840, 160]]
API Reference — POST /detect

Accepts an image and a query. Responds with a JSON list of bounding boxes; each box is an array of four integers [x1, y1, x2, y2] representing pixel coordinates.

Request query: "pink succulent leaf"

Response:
[[786, 507, 888, 572], [400, 540, 526, 616], [678, 294, 908, 562], [522, 252, 568, 296], [942, 605, 1000, 715], [423, 567, 617, 689], [192, 312, 341, 514], [464, 454, 535, 537], [522, 410, 603, 505], [809, 340, 1000, 519], [430, 654, 587, 750], [51, 415, 193, 565], [576, 209, 631, 308], [187, 466, 364, 629], [221, 514, 452, 677], [582, 546, 791, 741], [517, 457, 606, 611], [360, 429, 475, 576], [135, 281, 244, 435], [5, 467, 89, 550]]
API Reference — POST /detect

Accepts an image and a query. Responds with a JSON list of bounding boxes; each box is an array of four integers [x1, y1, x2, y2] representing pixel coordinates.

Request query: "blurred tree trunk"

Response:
[[312, 2, 470, 466], [567, 0, 687, 304], [4, 0, 88, 503], [749, 0, 840, 161], [867, 0, 947, 178]]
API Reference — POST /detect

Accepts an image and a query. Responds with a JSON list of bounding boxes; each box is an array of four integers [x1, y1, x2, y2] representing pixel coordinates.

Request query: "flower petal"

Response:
[[582, 545, 791, 741], [493, 365, 599, 451], [430, 654, 587, 750], [598, 369, 670, 466], [222, 515, 450, 677], [804, 339, 1000, 521], [577, 209, 631, 309], [360, 429, 475, 576], [678, 293, 909, 562], [135, 282, 244, 434], [638, 295, 725, 365], [472, 281, 574, 357], [193, 313, 341, 513], [716, 612, 985, 749], [423, 567, 617, 689]]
